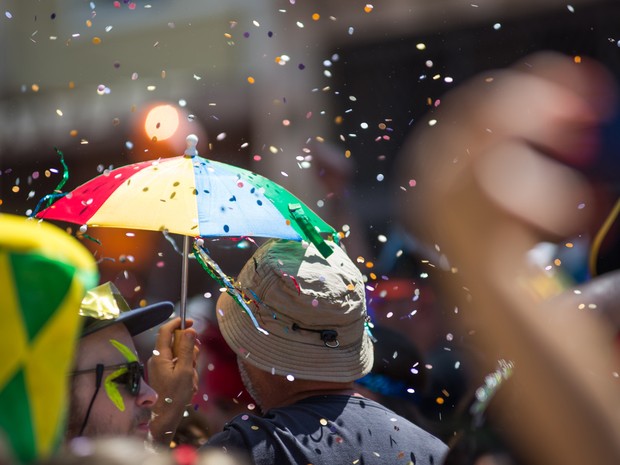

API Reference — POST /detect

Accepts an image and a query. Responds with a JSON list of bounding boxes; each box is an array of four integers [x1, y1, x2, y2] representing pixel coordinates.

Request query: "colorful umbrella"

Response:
[[36, 135, 337, 325]]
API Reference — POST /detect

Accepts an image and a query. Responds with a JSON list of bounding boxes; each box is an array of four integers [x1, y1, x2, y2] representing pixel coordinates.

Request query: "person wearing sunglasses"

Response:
[[66, 282, 199, 447]]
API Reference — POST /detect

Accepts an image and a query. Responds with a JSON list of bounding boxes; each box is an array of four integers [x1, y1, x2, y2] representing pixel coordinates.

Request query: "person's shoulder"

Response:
[[348, 397, 448, 451]]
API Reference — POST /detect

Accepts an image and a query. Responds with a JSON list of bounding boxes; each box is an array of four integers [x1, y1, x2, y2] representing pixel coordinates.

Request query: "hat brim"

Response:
[[217, 292, 374, 383], [81, 301, 174, 337]]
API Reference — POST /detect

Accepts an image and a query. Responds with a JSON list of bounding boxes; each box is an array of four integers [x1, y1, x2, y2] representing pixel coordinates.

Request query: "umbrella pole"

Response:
[[180, 235, 189, 329]]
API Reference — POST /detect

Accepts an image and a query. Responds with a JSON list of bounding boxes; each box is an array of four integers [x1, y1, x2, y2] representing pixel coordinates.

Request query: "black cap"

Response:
[[79, 282, 174, 337]]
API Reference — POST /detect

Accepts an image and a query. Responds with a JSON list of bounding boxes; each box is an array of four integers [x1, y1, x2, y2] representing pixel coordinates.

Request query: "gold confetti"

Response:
[[92, 37, 102, 45], [247, 76, 255, 84]]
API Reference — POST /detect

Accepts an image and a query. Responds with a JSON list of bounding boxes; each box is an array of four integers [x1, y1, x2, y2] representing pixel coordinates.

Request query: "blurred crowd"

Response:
[[1, 50, 620, 465]]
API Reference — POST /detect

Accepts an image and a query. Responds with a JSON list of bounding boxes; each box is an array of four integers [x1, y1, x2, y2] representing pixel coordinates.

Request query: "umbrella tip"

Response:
[[184, 134, 199, 157]]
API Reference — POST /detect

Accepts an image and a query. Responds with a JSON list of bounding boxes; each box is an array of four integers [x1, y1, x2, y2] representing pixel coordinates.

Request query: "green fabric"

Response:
[[210, 160, 337, 242], [10, 254, 74, 342], [0, 370, 35, 463]]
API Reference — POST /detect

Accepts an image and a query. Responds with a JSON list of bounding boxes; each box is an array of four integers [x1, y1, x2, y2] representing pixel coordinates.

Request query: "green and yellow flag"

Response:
[[0, 214, 98, 463]]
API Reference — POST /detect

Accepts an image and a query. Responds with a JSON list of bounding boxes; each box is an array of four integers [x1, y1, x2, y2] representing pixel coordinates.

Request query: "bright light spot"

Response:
[[144, 104, 180, 141]]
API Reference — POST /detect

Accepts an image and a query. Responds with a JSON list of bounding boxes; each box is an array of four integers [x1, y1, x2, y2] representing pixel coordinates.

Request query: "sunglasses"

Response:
[[71, 361, 145, 396]]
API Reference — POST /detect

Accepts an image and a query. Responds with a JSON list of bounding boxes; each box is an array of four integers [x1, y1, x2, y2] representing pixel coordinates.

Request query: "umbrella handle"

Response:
[[180, 235, 189, 329]]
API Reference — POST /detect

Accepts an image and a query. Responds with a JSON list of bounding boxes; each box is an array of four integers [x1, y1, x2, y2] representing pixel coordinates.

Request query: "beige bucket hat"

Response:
[[216, 239, 374, 382]]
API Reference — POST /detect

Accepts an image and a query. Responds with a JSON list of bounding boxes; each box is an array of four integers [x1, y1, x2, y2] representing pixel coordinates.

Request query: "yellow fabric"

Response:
[[0, 214, 98, 462], [0, 215, 97, 285], [26, 278, 84, 456], [88, 157, 200, 235], [0, 252, 29, 390]]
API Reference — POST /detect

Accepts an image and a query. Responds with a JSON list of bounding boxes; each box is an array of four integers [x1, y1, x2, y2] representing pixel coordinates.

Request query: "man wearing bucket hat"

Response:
[[66, 281, 199, 447], [204, 239, 447, 465]]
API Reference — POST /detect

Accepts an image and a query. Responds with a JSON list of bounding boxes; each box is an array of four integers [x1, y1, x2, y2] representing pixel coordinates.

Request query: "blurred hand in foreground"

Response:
[[396, 52, 620, 465]]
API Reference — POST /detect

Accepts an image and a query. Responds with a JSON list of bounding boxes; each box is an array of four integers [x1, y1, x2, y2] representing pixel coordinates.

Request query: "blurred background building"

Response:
[[2, 0, 618, 292]]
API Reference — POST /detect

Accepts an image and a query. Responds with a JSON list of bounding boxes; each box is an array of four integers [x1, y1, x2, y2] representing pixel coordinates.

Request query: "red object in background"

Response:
[[173, 444, 198, 465], [195, 321, 253, 413]]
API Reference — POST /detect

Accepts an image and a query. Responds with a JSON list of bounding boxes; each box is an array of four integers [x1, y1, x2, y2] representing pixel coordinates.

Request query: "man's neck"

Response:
[[258, 379, 362, 412], [278, 386, 364, 407]]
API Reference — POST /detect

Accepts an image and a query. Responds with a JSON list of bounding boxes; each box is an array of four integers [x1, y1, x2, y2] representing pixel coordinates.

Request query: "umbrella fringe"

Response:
[[31, 148, 71, 218], [288, 203, 335, 258], [192, 241, 268, 335]]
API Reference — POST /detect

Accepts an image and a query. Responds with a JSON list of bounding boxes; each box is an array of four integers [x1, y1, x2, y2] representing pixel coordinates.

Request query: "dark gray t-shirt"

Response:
[[206, 395, 447, 465]]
